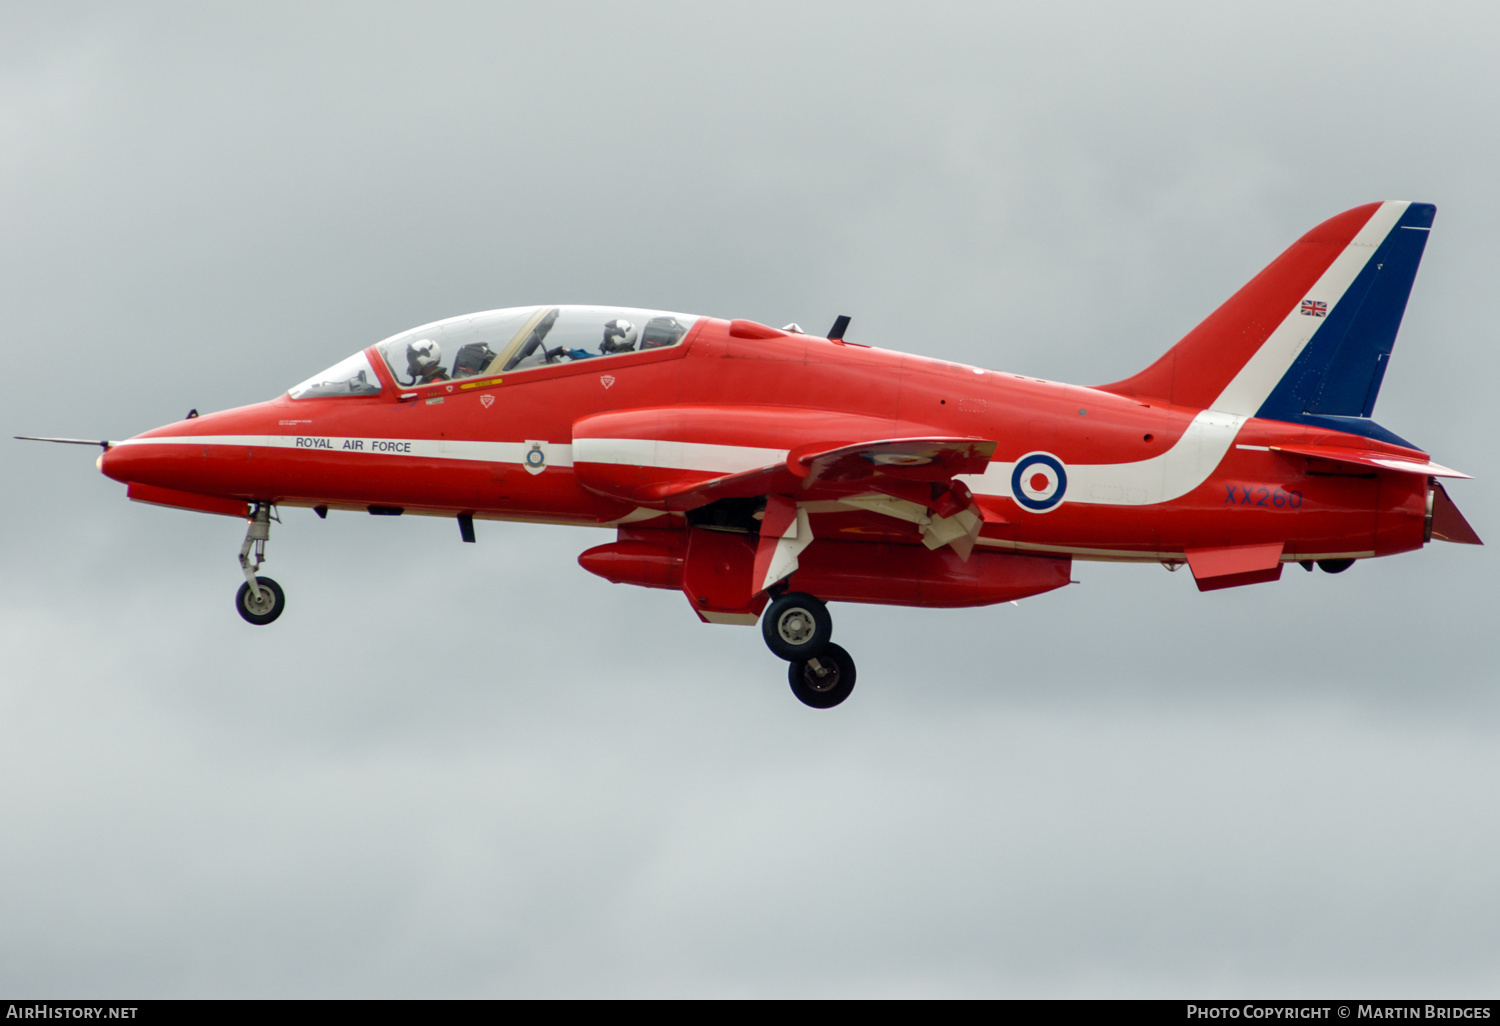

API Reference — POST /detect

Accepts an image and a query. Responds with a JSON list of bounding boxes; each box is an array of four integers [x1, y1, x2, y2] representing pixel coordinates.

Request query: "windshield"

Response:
[[376, 305, 697, 386], [287, 351, 383, 399]]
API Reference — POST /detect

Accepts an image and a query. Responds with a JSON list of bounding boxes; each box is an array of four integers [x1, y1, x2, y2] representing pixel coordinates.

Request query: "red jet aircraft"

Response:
[[22, 200, 1482, 707]]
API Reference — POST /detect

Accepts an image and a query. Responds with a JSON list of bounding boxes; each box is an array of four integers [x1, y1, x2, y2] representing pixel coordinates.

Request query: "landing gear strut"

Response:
[[761, 591, 856, 708], [235, 502, 285, 625]]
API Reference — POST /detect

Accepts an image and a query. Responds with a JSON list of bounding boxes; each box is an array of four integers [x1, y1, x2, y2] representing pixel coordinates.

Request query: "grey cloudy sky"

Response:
[[2, 1, 1497, 997]]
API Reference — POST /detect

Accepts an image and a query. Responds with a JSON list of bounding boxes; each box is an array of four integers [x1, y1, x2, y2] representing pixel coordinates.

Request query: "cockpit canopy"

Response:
[[288, 305, 698, 399]]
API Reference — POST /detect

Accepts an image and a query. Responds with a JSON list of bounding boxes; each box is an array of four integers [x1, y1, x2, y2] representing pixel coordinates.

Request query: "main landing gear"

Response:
[[762, 591, 856, 708], [235, 502, 285, 626], [788, 643, 857, 709]]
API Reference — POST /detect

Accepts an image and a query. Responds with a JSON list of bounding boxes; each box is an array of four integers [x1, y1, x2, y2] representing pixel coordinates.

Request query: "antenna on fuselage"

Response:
[[827, 315, 851, 341]]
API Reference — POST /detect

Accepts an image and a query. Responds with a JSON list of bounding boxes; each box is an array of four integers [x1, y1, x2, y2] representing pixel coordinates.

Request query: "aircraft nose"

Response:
[[98, 405, 274, 498]]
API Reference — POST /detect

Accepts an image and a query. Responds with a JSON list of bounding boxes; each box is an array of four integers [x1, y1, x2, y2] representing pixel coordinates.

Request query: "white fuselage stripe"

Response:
[[573, 437, 789, 473], [958, 409, 1248, 507], [111, 424, 1244, 509], [112, 434, 575, 466], [579, 420, 1248, 508]]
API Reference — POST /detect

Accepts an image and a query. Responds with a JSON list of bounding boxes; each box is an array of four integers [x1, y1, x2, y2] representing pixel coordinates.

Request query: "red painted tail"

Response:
[[1098, 202, 1434, 449]]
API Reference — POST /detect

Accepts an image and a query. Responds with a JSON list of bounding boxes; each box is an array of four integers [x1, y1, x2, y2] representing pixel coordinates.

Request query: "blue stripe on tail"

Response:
[[1255, 202, 1435, 447]]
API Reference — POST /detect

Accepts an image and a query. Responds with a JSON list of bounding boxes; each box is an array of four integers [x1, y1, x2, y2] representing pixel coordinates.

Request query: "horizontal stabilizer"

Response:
[[1272, 444, 1470, 479], [1430, 483, 1482, 545], [1184, 542, 1285, 592]]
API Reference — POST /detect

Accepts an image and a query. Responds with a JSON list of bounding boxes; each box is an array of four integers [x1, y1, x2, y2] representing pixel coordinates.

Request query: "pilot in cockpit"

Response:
[[599, 319, 638, 354], [545, 318, 638, 362], [405, 339, 449, 384]]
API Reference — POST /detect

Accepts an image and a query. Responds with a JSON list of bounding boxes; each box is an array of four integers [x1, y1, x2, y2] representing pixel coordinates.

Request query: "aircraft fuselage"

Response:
[[100, 317, 1428, 567]]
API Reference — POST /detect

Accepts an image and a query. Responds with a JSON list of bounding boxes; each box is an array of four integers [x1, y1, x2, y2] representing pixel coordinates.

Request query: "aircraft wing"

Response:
[[788, 437, 996, 484], [644, 437, 997, 508], [572, 409, 999, 559], [645, 440, 998, 590], [573, 407, 998, 507]]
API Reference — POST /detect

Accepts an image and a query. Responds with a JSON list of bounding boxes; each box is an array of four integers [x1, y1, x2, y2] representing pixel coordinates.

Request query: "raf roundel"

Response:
[[1010, 452, 1068, 512], [523, 440, 548, 476]]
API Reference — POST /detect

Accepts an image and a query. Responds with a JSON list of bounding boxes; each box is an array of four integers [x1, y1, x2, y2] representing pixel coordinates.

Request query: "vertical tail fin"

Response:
[[1100, 201, 1435, 444]]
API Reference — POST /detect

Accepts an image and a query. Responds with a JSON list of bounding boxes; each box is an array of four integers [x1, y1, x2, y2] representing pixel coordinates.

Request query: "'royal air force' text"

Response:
[[295, 437, 411, 454]]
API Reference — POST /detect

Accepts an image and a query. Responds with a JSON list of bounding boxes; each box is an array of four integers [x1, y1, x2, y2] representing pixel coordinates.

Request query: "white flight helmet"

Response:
[[406, 338, 443, 379], [600, 319, 638, 354]]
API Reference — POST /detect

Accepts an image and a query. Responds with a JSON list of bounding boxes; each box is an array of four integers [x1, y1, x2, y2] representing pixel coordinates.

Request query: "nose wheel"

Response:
[[235, 502, 286, 625], [236, 576, 285, 625], [761, 591, 857, 708]]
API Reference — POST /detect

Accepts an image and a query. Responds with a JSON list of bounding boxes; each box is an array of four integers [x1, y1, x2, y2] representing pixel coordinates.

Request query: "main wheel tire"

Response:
[[788, 643, 857, 709], [1317, 558, 1354, 574], [235, 576, 285, 625], [762, 591, 832, 661]]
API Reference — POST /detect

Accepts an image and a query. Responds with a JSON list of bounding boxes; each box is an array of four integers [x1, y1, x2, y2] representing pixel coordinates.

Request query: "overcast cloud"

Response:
[[2, 1, 1497, 997]]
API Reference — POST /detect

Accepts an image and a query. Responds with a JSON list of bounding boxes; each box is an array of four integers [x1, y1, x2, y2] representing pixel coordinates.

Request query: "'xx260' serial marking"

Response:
[[1225, 485, 1303, 508]]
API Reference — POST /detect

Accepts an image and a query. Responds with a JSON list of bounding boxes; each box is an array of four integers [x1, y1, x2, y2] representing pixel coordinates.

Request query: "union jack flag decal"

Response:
[[1300, 300, 1328, 317]]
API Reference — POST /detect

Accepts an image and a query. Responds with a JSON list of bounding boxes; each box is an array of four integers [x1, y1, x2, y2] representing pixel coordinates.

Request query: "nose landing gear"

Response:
[[235, 502, 285, 625], [236, 576, 285, 625], [761, 591, 856, 708]]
